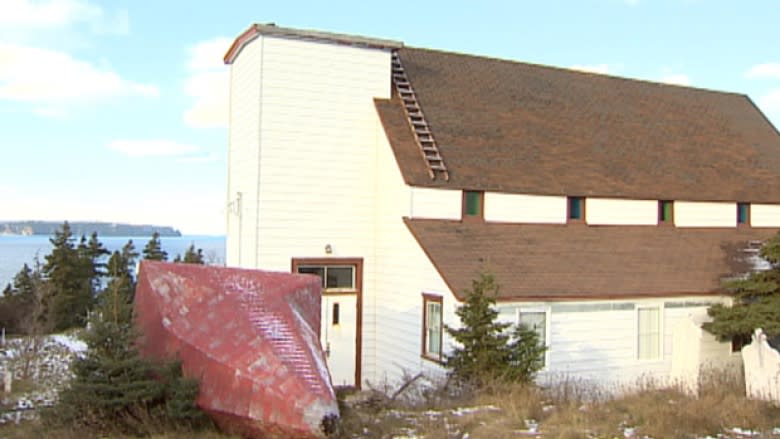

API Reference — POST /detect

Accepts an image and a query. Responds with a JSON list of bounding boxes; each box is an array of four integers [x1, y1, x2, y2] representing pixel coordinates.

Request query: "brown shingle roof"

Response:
[[405, 218, 776, 300], [377, 47, 780, 202]]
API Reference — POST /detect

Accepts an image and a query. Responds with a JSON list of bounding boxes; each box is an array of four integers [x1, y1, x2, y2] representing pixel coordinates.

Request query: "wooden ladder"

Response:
[[391, 51, 449, 181]]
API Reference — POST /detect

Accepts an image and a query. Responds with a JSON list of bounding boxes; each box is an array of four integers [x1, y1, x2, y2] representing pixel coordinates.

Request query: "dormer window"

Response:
[[462, 190, 484, 220], [737, 202, 750, 226], [659, 200, 674, 224], [567, 197, 585, 222]]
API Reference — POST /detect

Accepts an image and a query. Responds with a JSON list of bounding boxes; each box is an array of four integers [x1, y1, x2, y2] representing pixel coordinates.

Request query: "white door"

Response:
[[321, 293, 357, 386], [294, 260, 361, 387]]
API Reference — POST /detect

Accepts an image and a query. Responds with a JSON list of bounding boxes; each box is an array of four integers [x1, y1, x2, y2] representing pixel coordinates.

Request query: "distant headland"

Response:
[[0, 221, 182, 237]]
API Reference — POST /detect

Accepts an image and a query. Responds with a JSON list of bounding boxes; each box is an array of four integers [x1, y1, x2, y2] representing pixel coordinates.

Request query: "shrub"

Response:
[[445, 272, 546, 386]]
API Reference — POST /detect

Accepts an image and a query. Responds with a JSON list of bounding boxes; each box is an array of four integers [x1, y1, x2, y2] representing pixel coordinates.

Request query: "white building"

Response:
[[224, 24, 780, 388]]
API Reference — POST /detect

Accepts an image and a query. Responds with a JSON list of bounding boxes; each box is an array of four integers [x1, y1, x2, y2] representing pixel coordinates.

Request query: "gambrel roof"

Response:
[[378, 47, 780, 202]]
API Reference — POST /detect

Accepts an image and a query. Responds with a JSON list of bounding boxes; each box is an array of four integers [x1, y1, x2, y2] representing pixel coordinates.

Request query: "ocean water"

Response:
[[0, 235, 226, 289]]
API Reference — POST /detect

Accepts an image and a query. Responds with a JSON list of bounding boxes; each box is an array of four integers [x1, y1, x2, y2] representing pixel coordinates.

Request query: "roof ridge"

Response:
[[401, 46, 749, 99]]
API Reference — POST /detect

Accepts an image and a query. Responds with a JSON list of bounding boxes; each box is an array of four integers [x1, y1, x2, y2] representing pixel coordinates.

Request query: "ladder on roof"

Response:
[[391, 51, 449, 181]]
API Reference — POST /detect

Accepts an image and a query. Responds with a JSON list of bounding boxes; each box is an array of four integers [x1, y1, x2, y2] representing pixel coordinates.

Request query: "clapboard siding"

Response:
[[484, 193, 567, 223], [675, 201, 736, 228], [371, 118, 452, 384], [226, 38, 263, 268], [252, 36, 391, 273], [751, 204, 780, 227], [494, 297, 726, 386], [586, 198, 658, 225]]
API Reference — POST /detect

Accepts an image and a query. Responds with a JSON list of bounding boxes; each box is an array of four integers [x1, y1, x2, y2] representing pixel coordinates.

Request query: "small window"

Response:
[[518, 310, 547, 366], [422, 294, 443, 361], [332, 303, 340, 326], [638, 307, 661, 360], [297, 265, 355, 291], [737, 203, 750, 226], [568, 197, 585, 221], [462, 191, 484, 219], [659, 200, 674, 223]]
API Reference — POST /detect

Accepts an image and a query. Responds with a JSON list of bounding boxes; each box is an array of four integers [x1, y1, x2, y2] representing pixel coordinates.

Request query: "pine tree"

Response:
[[50, 254, 207, 433], [44, 221, 93, 330], [704, 232, 780, 341], [142, 232, 168, 261], [446, 272, 546, 386], [174, 244, 205, 265], [0, 264, 37, 333], [83, 232, 110, 294]]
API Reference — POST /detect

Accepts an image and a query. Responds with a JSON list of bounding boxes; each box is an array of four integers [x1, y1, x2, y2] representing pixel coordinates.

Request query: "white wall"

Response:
[[236, 35, 393, 273], [484, 193, 567, 224], [586, 198, 657, 226], [371, 116, 452, 386], [751, 204, 780, 227], [409, 187, 462, 220], [675, 201, 736, 228], [226, 38, 263, 268], [496, 296, 728, 389]]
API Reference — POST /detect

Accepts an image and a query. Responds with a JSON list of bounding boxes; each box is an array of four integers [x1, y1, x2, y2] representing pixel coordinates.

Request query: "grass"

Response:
[[3, 370, 780, 438], [336, 370, 780, 438]]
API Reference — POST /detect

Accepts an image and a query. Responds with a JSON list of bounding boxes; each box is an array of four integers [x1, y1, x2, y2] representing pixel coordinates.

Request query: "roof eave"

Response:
[[225, 23, 403, 65]]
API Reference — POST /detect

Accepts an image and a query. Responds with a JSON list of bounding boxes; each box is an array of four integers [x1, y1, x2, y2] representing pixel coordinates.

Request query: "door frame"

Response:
[[292, 257, 363, 388]]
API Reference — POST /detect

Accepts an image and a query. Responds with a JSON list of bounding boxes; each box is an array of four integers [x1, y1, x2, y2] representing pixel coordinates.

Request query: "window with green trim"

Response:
[[659, 200, 674, 223], [737, 203, 750, 225], [568, 197, 584, 221], [463, 191, 483, 218]]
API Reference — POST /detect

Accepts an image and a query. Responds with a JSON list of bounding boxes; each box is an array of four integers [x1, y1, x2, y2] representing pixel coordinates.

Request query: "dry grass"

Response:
[[339, 370, 780, 439], [0, 421, 238, 439]]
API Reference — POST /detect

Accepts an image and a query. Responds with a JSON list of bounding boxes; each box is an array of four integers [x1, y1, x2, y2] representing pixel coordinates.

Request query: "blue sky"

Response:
[[1, 0, 779, 235]]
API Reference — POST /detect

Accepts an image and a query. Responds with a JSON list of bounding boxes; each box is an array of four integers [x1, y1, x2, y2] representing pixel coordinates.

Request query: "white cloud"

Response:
[[758, 88, 780, 123], [0, 0, 128, 35], [660, 72, 691, 86], [183, 37, 230, 129], [746, 63, 780, 79], [571, 64, 611, 75], [0, 43, 158, 105], [188, 37, 232, 71], [107, 140, 201, 158]]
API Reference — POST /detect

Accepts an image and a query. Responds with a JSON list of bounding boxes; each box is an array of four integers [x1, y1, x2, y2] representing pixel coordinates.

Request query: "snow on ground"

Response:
[[0, 333, 86, 424]]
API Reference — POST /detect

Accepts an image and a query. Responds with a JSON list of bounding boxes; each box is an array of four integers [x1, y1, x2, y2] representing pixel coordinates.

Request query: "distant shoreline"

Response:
[[0, 221, 182, 237]]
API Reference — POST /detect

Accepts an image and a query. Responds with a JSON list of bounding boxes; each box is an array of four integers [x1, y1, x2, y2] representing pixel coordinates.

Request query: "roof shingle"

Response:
[[377, 47, 780, 202], [405, 218, 776, 300]]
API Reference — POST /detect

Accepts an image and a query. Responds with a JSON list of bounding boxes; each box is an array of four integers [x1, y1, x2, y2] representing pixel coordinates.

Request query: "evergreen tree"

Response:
[[0, 264, 37, 333], [704, 232, 780, 341], [43, 221, 93, 330], [49, 257, 207, 433], [83, 232, 110, 294], [174, 244, 205, 265], [142, 232, 168, 261], [446, 272, 546, 385]]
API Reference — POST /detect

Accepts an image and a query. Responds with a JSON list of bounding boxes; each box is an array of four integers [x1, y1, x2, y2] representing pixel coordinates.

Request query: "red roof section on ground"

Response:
[[134, 261, 337, 438]]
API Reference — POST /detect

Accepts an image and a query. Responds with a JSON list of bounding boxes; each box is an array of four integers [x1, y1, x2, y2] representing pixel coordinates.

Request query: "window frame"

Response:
[[462, 190, 484, 221], [567, 196, 586, 223], [421, 293, 444, 363], [516, 306, 550, 368], [295, 264, 357, 293], [637, 306, 662, 361], [658, 200, 674, 225], [737, 202, 751, 227]]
